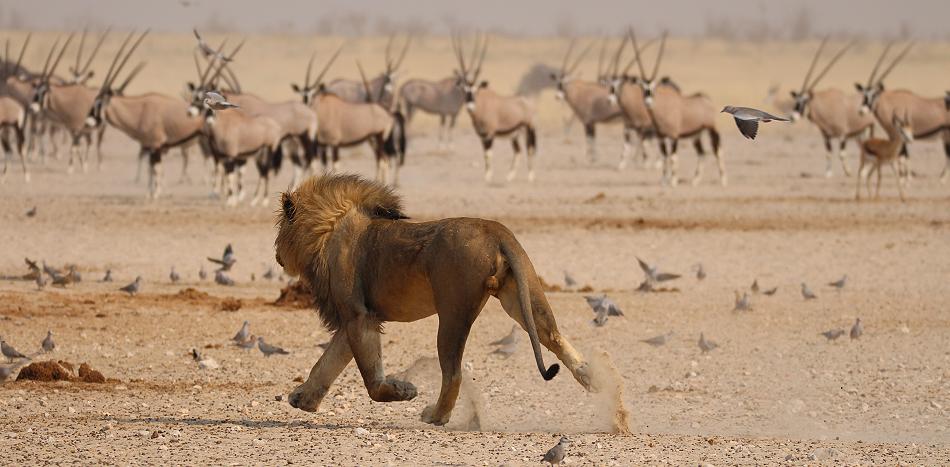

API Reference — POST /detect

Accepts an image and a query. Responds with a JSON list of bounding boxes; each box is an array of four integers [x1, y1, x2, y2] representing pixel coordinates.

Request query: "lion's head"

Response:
[[275, 174, 408, 278]]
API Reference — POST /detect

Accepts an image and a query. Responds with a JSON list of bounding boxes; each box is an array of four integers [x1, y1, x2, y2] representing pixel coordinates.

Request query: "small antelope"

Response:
[[324, 35, 410, 111], [789, 38, 874, 178], [856, 42, 950, 183], [454, 33, 538, 183], [291, 46, 407, 185], [618, 30, 725, 186], [398, 71, 465, 151], [856, 112, 912, 202]]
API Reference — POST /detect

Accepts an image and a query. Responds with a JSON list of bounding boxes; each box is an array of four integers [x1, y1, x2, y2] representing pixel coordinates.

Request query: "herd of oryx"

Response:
[[1, 28, 947, 203]]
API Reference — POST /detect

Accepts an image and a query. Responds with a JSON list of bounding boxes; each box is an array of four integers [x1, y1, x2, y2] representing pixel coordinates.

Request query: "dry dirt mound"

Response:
[[274, 281, 311, 308], [16, 360, 111, 383]]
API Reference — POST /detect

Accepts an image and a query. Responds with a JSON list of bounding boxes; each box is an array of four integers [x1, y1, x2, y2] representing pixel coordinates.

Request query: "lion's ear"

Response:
[[282, 193, 296, 223], [372, 205, 409, 220]]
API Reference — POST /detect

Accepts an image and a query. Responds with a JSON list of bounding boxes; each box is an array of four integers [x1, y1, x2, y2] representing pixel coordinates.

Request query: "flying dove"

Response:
[[203, 91, 240, 111], [208, 243, 236, 271], [721, 105, 790, 140]]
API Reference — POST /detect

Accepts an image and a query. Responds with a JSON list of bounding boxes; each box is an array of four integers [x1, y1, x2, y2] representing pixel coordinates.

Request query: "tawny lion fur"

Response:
[[274, 174, 592, 426]]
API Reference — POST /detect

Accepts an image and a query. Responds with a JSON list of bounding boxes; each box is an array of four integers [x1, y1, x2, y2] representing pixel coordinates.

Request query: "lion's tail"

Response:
[[500, 241, 560, 381]]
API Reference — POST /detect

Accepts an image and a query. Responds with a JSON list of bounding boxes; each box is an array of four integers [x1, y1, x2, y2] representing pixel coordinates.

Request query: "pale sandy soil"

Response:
[[1, 32, 949, 466]]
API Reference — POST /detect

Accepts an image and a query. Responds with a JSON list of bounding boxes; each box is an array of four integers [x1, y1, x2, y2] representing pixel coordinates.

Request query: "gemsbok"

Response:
[[789, 38, 874, 178], [85, 30, 210, 199], [551, 38, 638, 169], [856, 111, 912, 202], [398, 71, 465, 151], [0, 44, 28, 181], [454, 33, 538, 183], [291, 46, 407, 184], [324, 35, 410, 110], [185, 42, 283, 206], [856, 42, 950, 183], [611, 30, 725, 186]]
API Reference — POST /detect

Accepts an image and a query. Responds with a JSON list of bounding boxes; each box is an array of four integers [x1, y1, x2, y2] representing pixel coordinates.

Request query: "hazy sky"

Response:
[[2, 0, 948, 39]]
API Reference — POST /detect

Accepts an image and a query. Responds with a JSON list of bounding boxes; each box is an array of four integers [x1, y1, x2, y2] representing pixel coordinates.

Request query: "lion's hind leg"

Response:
[[345, 314, 418, 403], [421, 286, 490, 426], [496, 279, 593, 391], [288, 330, 353, 412]]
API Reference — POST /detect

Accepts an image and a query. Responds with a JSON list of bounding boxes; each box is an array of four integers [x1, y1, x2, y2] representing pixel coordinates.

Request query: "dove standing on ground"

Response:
[[25, 206, 37, 217], [491, 333, 519, 358], [850, 318, 863, 339], [733, 290, 752, 311], [199, 265, 208, 281], [801, 283, 817, 300], [120, 276, 142, 296], [563, 270, 577, 289], [236, 335, 256, 350], [35, 273, 47, 290], [41, 330, 55, 352], [489, 325, 519, 346], [828, 275, 848, 290], [721, 105, 790, 140], [641, 331, 674, 347], [215, 270, 235, 286], [66, 265, 81, 283], [820, 329, 846, 341], [233, 321, 250, 342], [262, 266, 275, 281], [169, 267, 180, 284], [1, 339, 28, 362], [101, 269, 113, 282], [257, 337, 289, 356], [541, 436, 571, 466], [208, 244, 237, 271], [698, 333, 719, 353], [693, 263, 706, 280], [751, 279, 760, 294]]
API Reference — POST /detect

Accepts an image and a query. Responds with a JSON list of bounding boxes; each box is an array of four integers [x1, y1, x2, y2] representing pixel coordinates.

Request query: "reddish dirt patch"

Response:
[[274, 281, 311, 308], [220, 297, 243, 312], [176, 288, 212, 301], [16, 360, 111, 383]]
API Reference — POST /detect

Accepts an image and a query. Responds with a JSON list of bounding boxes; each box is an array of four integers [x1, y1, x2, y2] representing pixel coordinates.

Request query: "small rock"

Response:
[[250, 400, 260, 408], [354, 427, 372, 438], [275, 395, 283, 402], [68, 406, 76, 414]]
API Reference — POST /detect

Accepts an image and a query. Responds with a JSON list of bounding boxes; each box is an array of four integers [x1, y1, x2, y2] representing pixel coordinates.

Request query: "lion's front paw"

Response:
[[420, 404, 451, 426], [288, 384, 324, 412]]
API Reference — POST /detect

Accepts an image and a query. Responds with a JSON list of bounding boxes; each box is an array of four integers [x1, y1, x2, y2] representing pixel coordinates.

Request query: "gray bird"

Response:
[[489, 325, 519, 346], [193, 29, 232, 63], [24, 257, 40, 276], [257, 337, 289, 356], [169, 266, 180, 284], [491, 333, 519, 358], [41, 330, 55, 352], [563, 270, 577, 289], [583, 295, 624, 317], [262, 266, 275, 281], [199, 265, 208, 281], [637, 257, 681, 285], [42, 261, 62, 278], [698, 333, 719, 353], [1, 339, 28, 362], [0, 365, 12, 381], [119, 276, 142, 296], [232, 321, 250, 342], [101, 269, 113, 282], [751, 278, 760, 294], [693, 263, 706, 280], [203, 91, 240, 111], [236, 335, 256, 350], [541, 436, 571, 466], [850, 318, 863, 340], [721, 105, 790, 140], [820, 329, 846, 341], [191, 348, 202, 362], [592, 307, 609, 327], [25, 206, 37, 217], [641, 331, 673, 347], [66, 265, 81, 283], [35, 273, 47, 290], [762, 286, 778, 296], [828, 275, 848, 290], [801, 283, 817, 300], [208, 244, 237, 271], [215, 270, 235, 286], [733, 290, 752, 311]]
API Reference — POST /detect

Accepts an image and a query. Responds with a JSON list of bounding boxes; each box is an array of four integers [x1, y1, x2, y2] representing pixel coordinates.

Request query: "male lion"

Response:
[[275, 174, 592, 426]]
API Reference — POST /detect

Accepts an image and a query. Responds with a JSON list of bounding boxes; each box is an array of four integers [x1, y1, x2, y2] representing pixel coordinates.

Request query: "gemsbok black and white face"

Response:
[[789, 90, 812, 122], [856, 82, 884, 115]]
